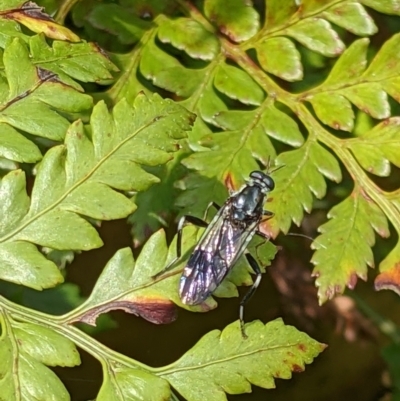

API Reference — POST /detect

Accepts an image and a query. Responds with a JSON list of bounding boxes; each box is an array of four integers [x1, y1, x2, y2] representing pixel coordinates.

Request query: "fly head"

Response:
[[231, 171, 275, 222], [249, 170, 275, 193]]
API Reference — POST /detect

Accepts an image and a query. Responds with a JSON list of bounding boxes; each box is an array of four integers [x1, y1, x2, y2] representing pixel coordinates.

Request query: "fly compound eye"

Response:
[[249, 171, 264, 181], [264, 175, 275, 191], [249, 171, 275, 191]]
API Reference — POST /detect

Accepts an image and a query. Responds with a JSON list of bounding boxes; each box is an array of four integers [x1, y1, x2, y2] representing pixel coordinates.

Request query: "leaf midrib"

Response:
[[0, 114, 162, 243], [159, 342, 303, 376]]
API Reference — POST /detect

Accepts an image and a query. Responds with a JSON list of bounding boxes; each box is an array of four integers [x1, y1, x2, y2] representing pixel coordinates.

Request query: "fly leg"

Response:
[[240, 252, 263, 338], [261, 209, 274, 220], [255, 209, 273, 242], [255, 230, 270, 241], [152, 215, 208, 279], [240, 212, 273, 335], [203, 201, 220, 220]]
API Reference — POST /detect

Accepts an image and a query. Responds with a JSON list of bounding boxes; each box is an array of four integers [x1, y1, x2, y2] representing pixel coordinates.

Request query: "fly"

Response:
[[156, 170, 275, 337]]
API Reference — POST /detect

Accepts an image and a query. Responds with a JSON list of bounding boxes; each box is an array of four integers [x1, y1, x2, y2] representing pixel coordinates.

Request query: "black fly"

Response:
[[157, 170, 275, 337]]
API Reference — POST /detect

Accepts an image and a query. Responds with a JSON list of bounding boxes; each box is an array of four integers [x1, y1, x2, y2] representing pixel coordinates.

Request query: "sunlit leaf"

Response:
[[265, 141, 342, 235], [286, 18, 345, 57], [140, 36, 205, 98], [0, 0, 79, 42], [323, 2, 377, 36], [299, 0, 339, 13], [98, 367, 170, 401], [13, 322, 80, 367], [0, 314, 76, 400], [30, 35, 118, 86], [260, 104, 304, 147], [322, 38, 369, 86], [342, 83, 390, 119], [161, 319, 326, 400], [360, 0, 400, 15], [204, 0, 260, 42], [346, 118, 400, 176], [256, 37, 303, 81], [308, 92, 354, 131], [158, 17, 220, 60], [312, 188, 389, 304], [68, 243, 178, 326], [214, 63, 265, 106], [0, 38, 93, 161], [0, 93, 194, 290], [364, 33, 400, 80], [265, 0, 298, 30]]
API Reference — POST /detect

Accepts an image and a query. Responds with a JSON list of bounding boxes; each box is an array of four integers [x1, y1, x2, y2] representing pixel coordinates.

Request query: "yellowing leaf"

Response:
[[312, 188, 389, 304]]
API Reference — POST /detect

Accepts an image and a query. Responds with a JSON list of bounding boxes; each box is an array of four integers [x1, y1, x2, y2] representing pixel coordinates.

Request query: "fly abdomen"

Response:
[[179, 248, 226, 305]]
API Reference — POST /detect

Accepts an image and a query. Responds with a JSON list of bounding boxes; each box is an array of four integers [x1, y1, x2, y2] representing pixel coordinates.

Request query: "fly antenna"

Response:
[[265, 156, 285, 175], [286, 232, 314, 241], [269, 164, 285, 174], [286, 232, 327, 249]]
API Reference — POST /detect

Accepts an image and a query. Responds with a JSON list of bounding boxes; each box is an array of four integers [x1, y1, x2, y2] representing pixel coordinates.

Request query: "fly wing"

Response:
[[179, 249, 222, 305], [179, 213, 258, 305]]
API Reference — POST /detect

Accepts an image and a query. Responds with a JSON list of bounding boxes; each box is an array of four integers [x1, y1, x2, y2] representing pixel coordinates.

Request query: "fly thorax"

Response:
[[232, 185, 264, 221]]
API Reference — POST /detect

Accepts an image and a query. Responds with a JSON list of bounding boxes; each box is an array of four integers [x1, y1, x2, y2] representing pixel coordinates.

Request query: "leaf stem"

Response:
[[297, 103, 400, 235], [222, 41, 400, 239], [55, 0, 80, 25], [0, 115, 158, 245], [0, 295, 154, 372]]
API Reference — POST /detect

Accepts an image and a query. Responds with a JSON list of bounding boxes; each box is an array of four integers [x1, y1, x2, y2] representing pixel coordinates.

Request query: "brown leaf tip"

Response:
[[21, 1, 54, 21], [375, 265, 400, 295], [347, 273, 358, 290], [297, 343, 307, 352], [291, 364, 304, 373], [75, 298, 177, 326], [37, 67, 59, 83], [224, 172, 236, 192]]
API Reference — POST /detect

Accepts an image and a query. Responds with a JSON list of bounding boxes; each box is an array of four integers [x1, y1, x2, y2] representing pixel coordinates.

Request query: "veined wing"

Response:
[[179, 210, 259, 305]]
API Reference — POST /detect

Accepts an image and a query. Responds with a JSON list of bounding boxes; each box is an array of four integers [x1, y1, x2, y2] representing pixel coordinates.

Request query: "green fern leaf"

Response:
[[67, 240, 178, 325], [97, 368, 170, 401], [0, 12, 117, 164], [306, 34, 400, 130], [266, 141, 342, 234], [0, 0, 79, 42], [0, 316, 79, 400], [214, 62, 265, 106], [256, 37, 303, 81], [67, 225, 276, 324], [346, 118, 400, 176], [1, 38, 92, 128], [264, 0, 298, 30], [30, 35, 118, 85], [360, 0, 400, 15], [286, 18, 345, 57], [322, 2, 377, 36], [309, 92, 354, 131], [0, 93, 194, 289], [158, 17, 220, 61], [75, 0, 400, 307], [160, 319, 325, 400], [311, 188, 390, 303], [204, 0, 260, 42]]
